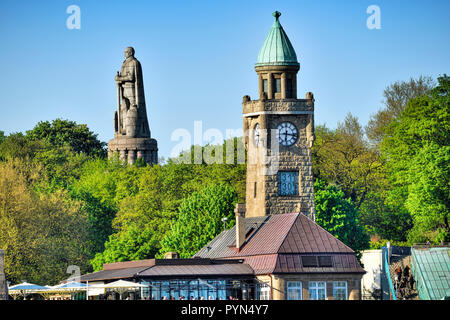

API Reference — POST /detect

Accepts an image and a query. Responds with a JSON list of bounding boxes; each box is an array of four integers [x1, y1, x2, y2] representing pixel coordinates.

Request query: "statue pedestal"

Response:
[[108, 136, 158, 165]]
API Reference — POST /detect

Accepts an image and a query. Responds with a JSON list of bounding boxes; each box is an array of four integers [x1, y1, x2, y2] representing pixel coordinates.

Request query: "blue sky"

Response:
[[0, 0, 449, 159]]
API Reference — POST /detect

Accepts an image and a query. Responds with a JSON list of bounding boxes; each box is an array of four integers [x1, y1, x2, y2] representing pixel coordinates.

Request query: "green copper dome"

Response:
[[256, 11, 299, 67]]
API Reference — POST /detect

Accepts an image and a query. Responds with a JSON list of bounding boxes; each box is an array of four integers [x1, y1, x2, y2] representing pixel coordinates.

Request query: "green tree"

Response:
[[26, 119, 106, 158], [33, 145, 90, 190], [70, 157, 146, 257], [0, 160, 90, 285], [314, 180, 370, 255], [405, 144, 449, 243], [312, 114, 383, 209], [158, 184, 238, 258], [91, 224, 160, 271], [382, 75, 449, 243], [366, 76, 435, 145], [358, 190, 412, 241], [0, 132, 45, 161]]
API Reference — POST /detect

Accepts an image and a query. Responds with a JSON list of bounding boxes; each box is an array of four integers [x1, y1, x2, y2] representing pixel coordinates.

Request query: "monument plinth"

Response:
[[108, 47, 158, 165]]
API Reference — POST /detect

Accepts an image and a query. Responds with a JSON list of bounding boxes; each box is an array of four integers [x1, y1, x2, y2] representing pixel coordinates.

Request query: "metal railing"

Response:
[[382, 246, 397, 300]]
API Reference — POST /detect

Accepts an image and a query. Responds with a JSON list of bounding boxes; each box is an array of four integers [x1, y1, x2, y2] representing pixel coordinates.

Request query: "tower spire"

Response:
[[273, 11, 281, 21]]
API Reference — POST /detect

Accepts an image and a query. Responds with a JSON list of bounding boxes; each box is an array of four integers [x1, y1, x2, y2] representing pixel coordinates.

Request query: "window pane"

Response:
[[278, 172, 299, 196], [309, 282, 326, 300], [287, 281, 302, 300], [263, 79, 268, 93], [189, 280, 199, 300], [309, 288, 317, 300], [275, 78, 281, 93], [301, 256, 318, 267], [333, 282, 347, 300], [287, 281, 301, 288], [259, 283, 270, 300], [318, 256, 333, 267], [318, 288, 326, 300]]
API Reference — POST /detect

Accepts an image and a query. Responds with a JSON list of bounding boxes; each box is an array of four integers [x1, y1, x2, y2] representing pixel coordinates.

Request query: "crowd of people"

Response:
[[393, 265, 415, 299]]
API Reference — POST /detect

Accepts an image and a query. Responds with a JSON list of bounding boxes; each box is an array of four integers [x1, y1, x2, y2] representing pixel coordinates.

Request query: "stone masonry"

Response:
[[243, 73, 316, 220], [0, 249, 7, 300]]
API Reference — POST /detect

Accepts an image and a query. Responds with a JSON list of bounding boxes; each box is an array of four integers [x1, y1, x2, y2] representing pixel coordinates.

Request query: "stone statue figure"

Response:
[[108, 47, 158, 166], [114, 47, 150, 138]]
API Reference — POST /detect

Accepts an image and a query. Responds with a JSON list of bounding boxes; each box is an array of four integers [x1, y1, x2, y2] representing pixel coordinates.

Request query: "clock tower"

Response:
[[243, 11, 316, 220]]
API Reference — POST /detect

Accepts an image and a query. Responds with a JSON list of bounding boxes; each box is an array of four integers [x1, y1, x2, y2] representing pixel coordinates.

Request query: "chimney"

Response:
[[234, 204, 246, 252]]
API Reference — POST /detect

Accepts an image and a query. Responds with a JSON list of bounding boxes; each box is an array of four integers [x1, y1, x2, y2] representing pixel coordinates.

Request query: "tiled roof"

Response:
[[195, 213, 354, 258], [138, 263, 254, 277], [103, 259, 155, 270], [80, 258, 254, 282], [223, 255, 279, 275], [80, 266, 148, 282], [195, 213, 364, 274], [279, 214, 354, 254]]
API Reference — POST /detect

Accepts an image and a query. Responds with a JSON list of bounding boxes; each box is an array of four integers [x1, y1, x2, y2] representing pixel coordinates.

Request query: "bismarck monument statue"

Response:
[[108, 47, 158, 165]]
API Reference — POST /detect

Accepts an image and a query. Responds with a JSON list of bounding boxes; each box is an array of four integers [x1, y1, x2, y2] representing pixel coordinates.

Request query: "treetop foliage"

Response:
[[0, 75, 447, 285]]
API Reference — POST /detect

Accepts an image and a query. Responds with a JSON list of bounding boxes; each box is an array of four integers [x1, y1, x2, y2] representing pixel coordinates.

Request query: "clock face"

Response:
[[277, 122, 298, 146], [253, 123, 261, 146]]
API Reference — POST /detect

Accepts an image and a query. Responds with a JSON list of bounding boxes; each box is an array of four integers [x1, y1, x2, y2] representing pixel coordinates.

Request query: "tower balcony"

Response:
[[242, 96, 314, 117]]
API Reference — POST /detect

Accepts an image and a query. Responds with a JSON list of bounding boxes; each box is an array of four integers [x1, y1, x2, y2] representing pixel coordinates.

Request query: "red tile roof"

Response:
[[195, 213, 365, 274], [278, 214, 354, 254]]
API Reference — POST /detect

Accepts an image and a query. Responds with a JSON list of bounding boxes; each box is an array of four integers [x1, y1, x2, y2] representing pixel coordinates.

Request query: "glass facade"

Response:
[[139, 279, 255, 300]]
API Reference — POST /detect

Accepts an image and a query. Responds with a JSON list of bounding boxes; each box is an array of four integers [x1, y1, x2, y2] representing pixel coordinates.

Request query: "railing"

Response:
[[382, 246, 397, 300]]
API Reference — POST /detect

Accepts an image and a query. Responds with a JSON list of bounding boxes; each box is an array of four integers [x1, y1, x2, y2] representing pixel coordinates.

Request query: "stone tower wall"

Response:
[[0, 250, 7, 300], [243, 98, 316, 220]]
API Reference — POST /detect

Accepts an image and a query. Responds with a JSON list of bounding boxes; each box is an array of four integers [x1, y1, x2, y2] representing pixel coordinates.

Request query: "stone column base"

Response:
[[108, 136, 158, 165]]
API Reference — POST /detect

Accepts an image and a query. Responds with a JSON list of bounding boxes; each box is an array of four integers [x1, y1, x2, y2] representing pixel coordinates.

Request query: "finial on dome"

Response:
[[273, 11, 281, 21]]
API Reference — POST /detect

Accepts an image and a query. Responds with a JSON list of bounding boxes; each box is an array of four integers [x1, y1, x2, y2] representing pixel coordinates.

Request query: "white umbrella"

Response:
[[102, 280, 148, 300], [52, 281, 87, 290], [8, 282, 48, 300], [102, 280, 147, 288]]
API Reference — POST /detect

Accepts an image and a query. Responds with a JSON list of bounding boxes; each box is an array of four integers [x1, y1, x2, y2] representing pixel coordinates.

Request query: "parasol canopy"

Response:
[[9, 282, 48, 291]]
